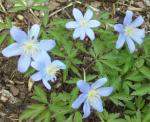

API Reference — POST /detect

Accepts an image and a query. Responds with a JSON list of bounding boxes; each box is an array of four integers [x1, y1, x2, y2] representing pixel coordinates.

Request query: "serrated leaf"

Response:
[[74, 111, 82, 122], [139, 66, 150, 79]]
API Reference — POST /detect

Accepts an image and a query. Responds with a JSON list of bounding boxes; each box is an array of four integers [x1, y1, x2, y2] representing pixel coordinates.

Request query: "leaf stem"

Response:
[[83, 68, 86, 81]]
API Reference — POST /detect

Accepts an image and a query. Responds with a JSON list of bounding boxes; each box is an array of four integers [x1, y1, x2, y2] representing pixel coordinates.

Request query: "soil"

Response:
[[0, 0, 149, 122]]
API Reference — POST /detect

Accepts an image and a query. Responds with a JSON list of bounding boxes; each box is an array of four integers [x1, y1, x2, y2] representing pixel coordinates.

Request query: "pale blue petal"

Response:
[[2, 43, 21, 57], [31, 61, 43, 71], [88, 20, 101, 28], [73, 8, 83, 21], [91, 78, 107, 89], [90, 98, 103, 112], [31, 72, 42, 81], [29, 24, 40, 40], [42, 79, 51, 90], [79, 29, 86, 40], [65, 21, 79, 29], [97, 87, 113, 96], [52, 60, 66, 69], [73, 28, 81, 39], [131, 28, 145, 38], [10, 26, 27, 43], [116, 34, 126, 49], [132, 37, 143, 45], [72, 94, 87, 109], [114, 24, 124, 33], [32, 51, 51, 65], [123, 10, 133, 26], [126, 37, 135, 53], [40, 40, 56, 51], [131, 16, 144, 27], [86, 28, 95, 41], [83, 100, 91, 118], [84, 9, 93, 20], [18, 55, 31, 73], [77, 80, 91, 93]]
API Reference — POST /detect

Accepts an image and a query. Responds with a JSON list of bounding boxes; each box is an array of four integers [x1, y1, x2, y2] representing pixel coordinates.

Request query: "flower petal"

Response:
[[73, 8, 83, 21], [83, 101, 91, 118], [88, 20, 101, 28], [86, 28, 95, 41], [114, 24, 124, 33], [123, 10, 133, 26], [79, 29, 86, 40], [52, 60, 66, 69], [131, 16, 144, 27], [73, 28, 81, 39], [2, 43, 21, 57], [18, 55, 31, 73], [126, 37, 135, 54], [97, 87, 113, 96], [31, 72, 42, 81], [65, 21, 79, 29], [116, 34, 126, 49], [40, 40, 56, 51], [90, 98, 103, 112], [10, 26, 27, 43], [29, 24, 40, 40], [131, 28, 145, 38], [72, 94, 87, 109], [132, 37, 143, 45], [77, 80, 91, 93], [91, 78, 107, 89], [84, 9, 93, 20], [42, 79, 51, 90]]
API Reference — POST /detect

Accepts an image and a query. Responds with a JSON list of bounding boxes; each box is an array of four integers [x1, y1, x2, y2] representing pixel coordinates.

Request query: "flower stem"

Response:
[[83, 68, 86, 81]]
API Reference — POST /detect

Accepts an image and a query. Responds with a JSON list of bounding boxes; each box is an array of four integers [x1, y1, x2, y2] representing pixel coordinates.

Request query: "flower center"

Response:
[[21, 40, 40, 56], [125, 26, 134, 36], [80, 20, 87, 28], [46, 64, 59, 76], [88, 90, 99, 100]]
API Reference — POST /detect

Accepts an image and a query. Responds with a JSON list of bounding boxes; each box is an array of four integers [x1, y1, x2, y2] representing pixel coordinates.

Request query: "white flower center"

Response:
[[88, 90, 99, 100], [45, 64, 59, 76], [21, 40, 40, 56], [125, 26, 135, 36], [80, 19, 88, 28]]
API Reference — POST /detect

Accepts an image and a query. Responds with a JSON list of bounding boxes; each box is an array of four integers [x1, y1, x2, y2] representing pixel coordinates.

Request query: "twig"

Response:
[[0, 0, 6, 13]]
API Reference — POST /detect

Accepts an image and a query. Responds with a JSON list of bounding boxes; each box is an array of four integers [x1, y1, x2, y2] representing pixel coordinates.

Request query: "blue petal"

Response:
[[123, 10, 133, 26], [73, 28, 81, 39], [32, 51, 51, 65], [131, 28, 145, 38], [132, 37, 143, 45], [31, 72, 42, 81], [72, 93, 87, 109], [77, 80, 91, 93], [52, 60, 66, 69], [88, 20, 101, 28], [79, 29, 86, 40], [40, 40, 56, 51], [90, 98, 103, 112], [10, 26, 27, 43], [28, 24, 40, 40], [97, 87, 113, 96], [116, 34, 126, 49], [73, 8, 83, 21], [2, 43, 21, 57], [131, 16, 144, 27], [114, 24, 124, 33], [86, 28, 95, 41], [84, 9, 93, 20], [91, 78, 107, 89], [42, 78, 51, 90], [65, 21, 79, 29], [126, 37, 135, 53], [83, 100, 91, 118], [18, 55, 31, 73]]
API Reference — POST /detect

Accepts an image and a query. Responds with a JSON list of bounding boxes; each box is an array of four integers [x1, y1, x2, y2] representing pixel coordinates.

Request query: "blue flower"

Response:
[[31, 55, 66, 90], [72, 78, 113, 118], [66, 8, 101, 41], [2, 24, 56, 73], [114, 10, 145, 53]]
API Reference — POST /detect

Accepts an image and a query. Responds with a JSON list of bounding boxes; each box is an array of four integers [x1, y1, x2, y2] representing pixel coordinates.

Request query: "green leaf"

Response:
[[131, 85, 150, 96], [32, 86, 48, 104], [33, 0, 48, 3], [139, 66, 150, 79], [74, 111, 82, 122]]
